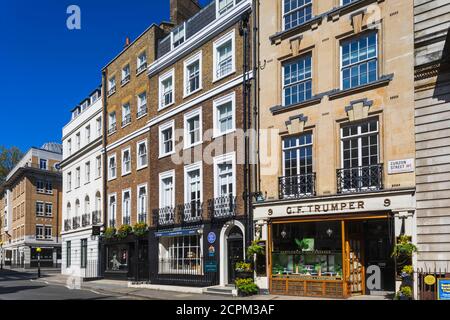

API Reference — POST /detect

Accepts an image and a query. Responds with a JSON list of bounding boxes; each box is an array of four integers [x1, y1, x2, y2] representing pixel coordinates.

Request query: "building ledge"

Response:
[[328, 74, 393, 100], [270, 96, 323, 115], [269, 16, 324, 44]]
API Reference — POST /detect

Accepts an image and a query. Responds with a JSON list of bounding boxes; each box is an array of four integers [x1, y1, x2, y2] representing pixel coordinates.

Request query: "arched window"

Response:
[[75, 199, 80, 216], [84, 196, 90, 214], [67, 203, 71, 218]]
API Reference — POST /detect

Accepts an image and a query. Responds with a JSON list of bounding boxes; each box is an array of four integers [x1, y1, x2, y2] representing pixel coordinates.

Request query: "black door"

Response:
[[227, 227, 244, 284], [364, 219, 396, 294]]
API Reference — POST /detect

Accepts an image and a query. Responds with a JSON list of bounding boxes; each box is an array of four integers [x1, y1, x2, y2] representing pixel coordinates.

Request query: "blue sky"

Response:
[[0, 0, 210, 152]]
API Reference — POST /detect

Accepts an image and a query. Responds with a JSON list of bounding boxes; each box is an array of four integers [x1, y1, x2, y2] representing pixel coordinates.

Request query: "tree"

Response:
[[0, 146, 23, 183]]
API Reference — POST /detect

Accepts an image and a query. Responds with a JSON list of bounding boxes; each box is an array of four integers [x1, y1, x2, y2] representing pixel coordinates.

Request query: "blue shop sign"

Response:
[[438, 279, 450, 300], [207, 232, 216, 244], [155, 228, 199, 238], [205, 261, 217, 273]]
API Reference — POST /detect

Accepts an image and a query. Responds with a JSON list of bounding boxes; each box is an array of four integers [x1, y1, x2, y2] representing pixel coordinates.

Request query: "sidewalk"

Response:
[[20, 270, 390, 300]]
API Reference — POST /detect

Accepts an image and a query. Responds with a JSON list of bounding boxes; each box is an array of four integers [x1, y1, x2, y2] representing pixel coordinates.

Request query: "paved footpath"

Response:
[[1, 268, 390, 300]]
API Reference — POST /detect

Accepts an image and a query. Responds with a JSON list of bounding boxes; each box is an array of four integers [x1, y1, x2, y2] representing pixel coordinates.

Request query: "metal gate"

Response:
[[416, 268, 449, 300]]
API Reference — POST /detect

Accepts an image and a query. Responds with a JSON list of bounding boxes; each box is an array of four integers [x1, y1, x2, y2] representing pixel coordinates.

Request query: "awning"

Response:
[[155, 228, 201, 238]]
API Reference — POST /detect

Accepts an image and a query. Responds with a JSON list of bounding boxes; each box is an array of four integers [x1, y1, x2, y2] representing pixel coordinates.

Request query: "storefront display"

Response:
[[106, 244, 129, 272]]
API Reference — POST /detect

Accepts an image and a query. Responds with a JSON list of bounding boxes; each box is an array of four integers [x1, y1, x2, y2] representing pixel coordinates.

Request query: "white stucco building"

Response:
[[60, 87, 103, 279]]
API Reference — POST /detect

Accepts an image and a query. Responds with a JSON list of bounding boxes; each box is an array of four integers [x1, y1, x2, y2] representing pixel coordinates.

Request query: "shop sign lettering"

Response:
[[287, 201, 365, 215]]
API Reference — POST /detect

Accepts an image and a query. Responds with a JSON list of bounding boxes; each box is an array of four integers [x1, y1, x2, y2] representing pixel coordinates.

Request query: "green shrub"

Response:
[[247, 241, 265, 257], [235, 261, 252, 272], [117, 224, 132, 239], [400, 286, 413, 297], [401, 265, 414, 275], [392, 235, 418, 258], [235, 278, 259, 295], [104, 227, 116, 239], [133, 222, 148, 237]]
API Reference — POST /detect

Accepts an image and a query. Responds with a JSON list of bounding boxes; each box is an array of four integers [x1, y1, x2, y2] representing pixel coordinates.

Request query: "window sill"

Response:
[[184, 141, 203, 150], [158, 151, 176, 160], [121, 79, 130, 87], [213, 129, 236, 140], [183, 87, 203, 100], [136, 113, 148, 121], [270, 16, 323, 44], [270, 96, 323, 115], [121, 172, 131, 177], [108, 177, 117, 182], [121, 122, 131, 129], [328, 74, 393, 100], [137, 165, 148, 171], [136, 68, 146, 77], [213, 70, 236, 84], [158, 102, 175, 112]]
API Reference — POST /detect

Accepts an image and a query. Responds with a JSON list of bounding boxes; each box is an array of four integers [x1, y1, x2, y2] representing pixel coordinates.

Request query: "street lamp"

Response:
[[36, 247, 42, 278]]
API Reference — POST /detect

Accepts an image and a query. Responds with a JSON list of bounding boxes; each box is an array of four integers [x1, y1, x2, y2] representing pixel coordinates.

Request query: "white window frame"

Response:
[[45, 203, 53, 217], [121, 147, 132, 176], [67, 139, 72, 156], [213, 92, 236, 138], [121, 64, 131, 85], [67, 172, 72, 191], [158, 69, 175, 110], [137, 140, 148, 170], [213, 152, 236, 198], [36, 201, 44, 216], [96, 117, 102, 138], [159, 170, 175, 209], [108, 193, 117, 225], [108, 154, 117, 181], [159, 120, 175, 158], [76, 133, 81, 150], [183, 51, 203, 98], [137, 92, 148, 119], [184, 162, 203, 204], [213, 30, 236, 82], [184, 107, 203, 149], [36, 225, 44, 240], [122, 103, 131, 128], [282, 0, 313, 32], [85, 125, 91, 144], [216, 0, 237, 17], [137, 51, 147, 75], [122, 189, 131, 223], [108, 112, 117, 134], [44, 226, 52, 239], [137, 183, 148, 216], [85, 161, 91, 183], [39, 158, 48, 170], [171, 22, 186, 49], [96, 156, 102, 179], [75, 167, 81, 188]]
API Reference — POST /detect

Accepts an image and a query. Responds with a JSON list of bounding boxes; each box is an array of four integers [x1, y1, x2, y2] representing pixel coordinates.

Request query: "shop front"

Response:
[[254, 190, 415, 298]]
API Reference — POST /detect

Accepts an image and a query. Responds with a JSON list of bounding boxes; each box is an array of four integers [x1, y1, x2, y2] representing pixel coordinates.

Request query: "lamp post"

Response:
[[36, 247, 42, 278]]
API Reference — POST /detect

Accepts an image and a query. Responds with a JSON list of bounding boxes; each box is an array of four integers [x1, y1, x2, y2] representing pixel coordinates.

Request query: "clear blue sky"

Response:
[[0, 0, 210, 152]]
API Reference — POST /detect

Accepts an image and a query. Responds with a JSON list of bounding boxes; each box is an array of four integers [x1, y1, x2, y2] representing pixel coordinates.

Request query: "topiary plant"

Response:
[[117, 224, 132, 239], [133, 222, 148, 237]]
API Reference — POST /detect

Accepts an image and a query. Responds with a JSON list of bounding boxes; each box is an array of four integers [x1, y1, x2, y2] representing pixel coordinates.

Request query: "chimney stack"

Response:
[[170, 0, 201, 26], [124, 37, 131, 48]]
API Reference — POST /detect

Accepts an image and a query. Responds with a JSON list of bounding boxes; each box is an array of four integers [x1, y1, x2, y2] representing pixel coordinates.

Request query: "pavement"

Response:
[[0, 268, 391, 300]]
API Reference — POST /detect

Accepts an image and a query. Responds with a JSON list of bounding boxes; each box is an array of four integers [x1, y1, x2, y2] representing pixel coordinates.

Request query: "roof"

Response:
[[40, 142, 63, 154]]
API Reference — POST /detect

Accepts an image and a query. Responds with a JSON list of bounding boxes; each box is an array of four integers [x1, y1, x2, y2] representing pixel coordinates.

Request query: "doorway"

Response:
[[346, 221, 365, 295], [227, 227, 244, 284]]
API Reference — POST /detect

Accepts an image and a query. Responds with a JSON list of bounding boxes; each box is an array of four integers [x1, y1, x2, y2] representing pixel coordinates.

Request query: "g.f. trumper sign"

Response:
[[286, 200, 367, 215]]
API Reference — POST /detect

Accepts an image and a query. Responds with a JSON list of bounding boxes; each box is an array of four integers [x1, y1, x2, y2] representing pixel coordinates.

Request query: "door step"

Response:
[[203, 285, 237, 297]]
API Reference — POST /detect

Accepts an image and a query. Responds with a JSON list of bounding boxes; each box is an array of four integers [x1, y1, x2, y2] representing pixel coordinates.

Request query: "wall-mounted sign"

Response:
[[424, 275, 436, 286], [208, 245, 215, 257], [438, 279, 450, 300], [205, 261, 217, 273], [388, 159, 414, 174], [207, 232, 216, 244], [287, 201, 365, 215]]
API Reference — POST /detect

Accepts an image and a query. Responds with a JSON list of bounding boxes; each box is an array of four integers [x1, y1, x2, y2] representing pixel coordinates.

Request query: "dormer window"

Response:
[[172, 23, 185, 49], [81, 100, 89, 111], [91, 92, 99, 104]]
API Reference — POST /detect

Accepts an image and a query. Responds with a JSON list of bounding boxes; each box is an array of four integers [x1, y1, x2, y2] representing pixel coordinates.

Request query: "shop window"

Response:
[[106, 244, 129, 272], [158, 235, 202, 275], [272, 221, 343, 279], [81, 239, 87, 269]]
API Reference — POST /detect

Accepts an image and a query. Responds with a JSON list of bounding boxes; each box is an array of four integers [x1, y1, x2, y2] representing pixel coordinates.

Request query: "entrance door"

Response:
[[346, 222, 365, 295], [227, 227, 244, 284]]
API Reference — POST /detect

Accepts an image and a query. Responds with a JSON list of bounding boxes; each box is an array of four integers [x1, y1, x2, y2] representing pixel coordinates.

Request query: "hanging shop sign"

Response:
[[424, 275, 436, 286], [437, 279, 450, 300], [388, 159, 414, 174]]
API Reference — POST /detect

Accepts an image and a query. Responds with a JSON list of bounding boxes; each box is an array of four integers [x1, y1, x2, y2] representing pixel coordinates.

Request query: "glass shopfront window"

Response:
[[272, 221, 343, 280], [106, 244, 129, 272], [158, 235, 203, 275]]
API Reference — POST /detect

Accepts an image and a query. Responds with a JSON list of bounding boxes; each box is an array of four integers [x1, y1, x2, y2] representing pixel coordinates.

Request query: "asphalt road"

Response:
[[0, 270, 136, 300]]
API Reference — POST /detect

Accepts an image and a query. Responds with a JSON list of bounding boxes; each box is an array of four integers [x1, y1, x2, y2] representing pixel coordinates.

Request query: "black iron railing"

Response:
[[158, 258, 204, 276], [107, 86, 116, 96], [108, 123, 117, 135], [136, 63, 147, 75], [122, 114, 131, 127], [123, 215, 131, 225], [279, 173, 316, 199], [207, 195, 236, 220], [92, 211, 101, 225], [64, 219, 72, 231], [121, 75, 130, 86], [337, 164, 383, 193], [177, 201, 203, 224], [72, 216, 81, 230], [138, 213, 147, 223], [136, 106, 147, 118], [82, 214, 91, 227], [153, 207, 176, 227]]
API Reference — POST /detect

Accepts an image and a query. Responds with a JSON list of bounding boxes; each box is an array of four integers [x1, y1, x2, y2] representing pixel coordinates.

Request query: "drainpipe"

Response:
[[101, 70, 108, 275]]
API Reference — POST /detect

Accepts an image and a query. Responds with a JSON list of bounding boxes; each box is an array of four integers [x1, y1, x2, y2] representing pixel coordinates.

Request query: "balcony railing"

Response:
[[107, 86, 116, 97], [72, 216, 81, 230], [207, 195, 236, 220], [137, 106, 148, 118], [122, 215, 131, 226], [92, 211, 101, 225], [121, 75, 130, 86], [108, 123, 117, 135], [177, 201, 203, 224], [337, 164, 384, 194], [137, 63, 147, 75], [122, 114, 131, 127], [279, 173, 316, 199], [153, 207, 176, 227], [82, 213, 91, 227], [138, 213, 147, 224], [64, 219, 72, 232], [217, 56, 233, 78], [109, 219, 116, 228]]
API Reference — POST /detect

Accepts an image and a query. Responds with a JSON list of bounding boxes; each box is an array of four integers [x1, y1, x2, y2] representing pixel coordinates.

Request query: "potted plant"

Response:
[[235, 261, 253, 279], [117, 224, 132, 239], [392, 236, 418, 259], [235, 278, 259, 297], [133, 222, 148, 238], [247, 241, 265, 257], [395, 286, 413, 300], [103, 227, 116, 240]]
